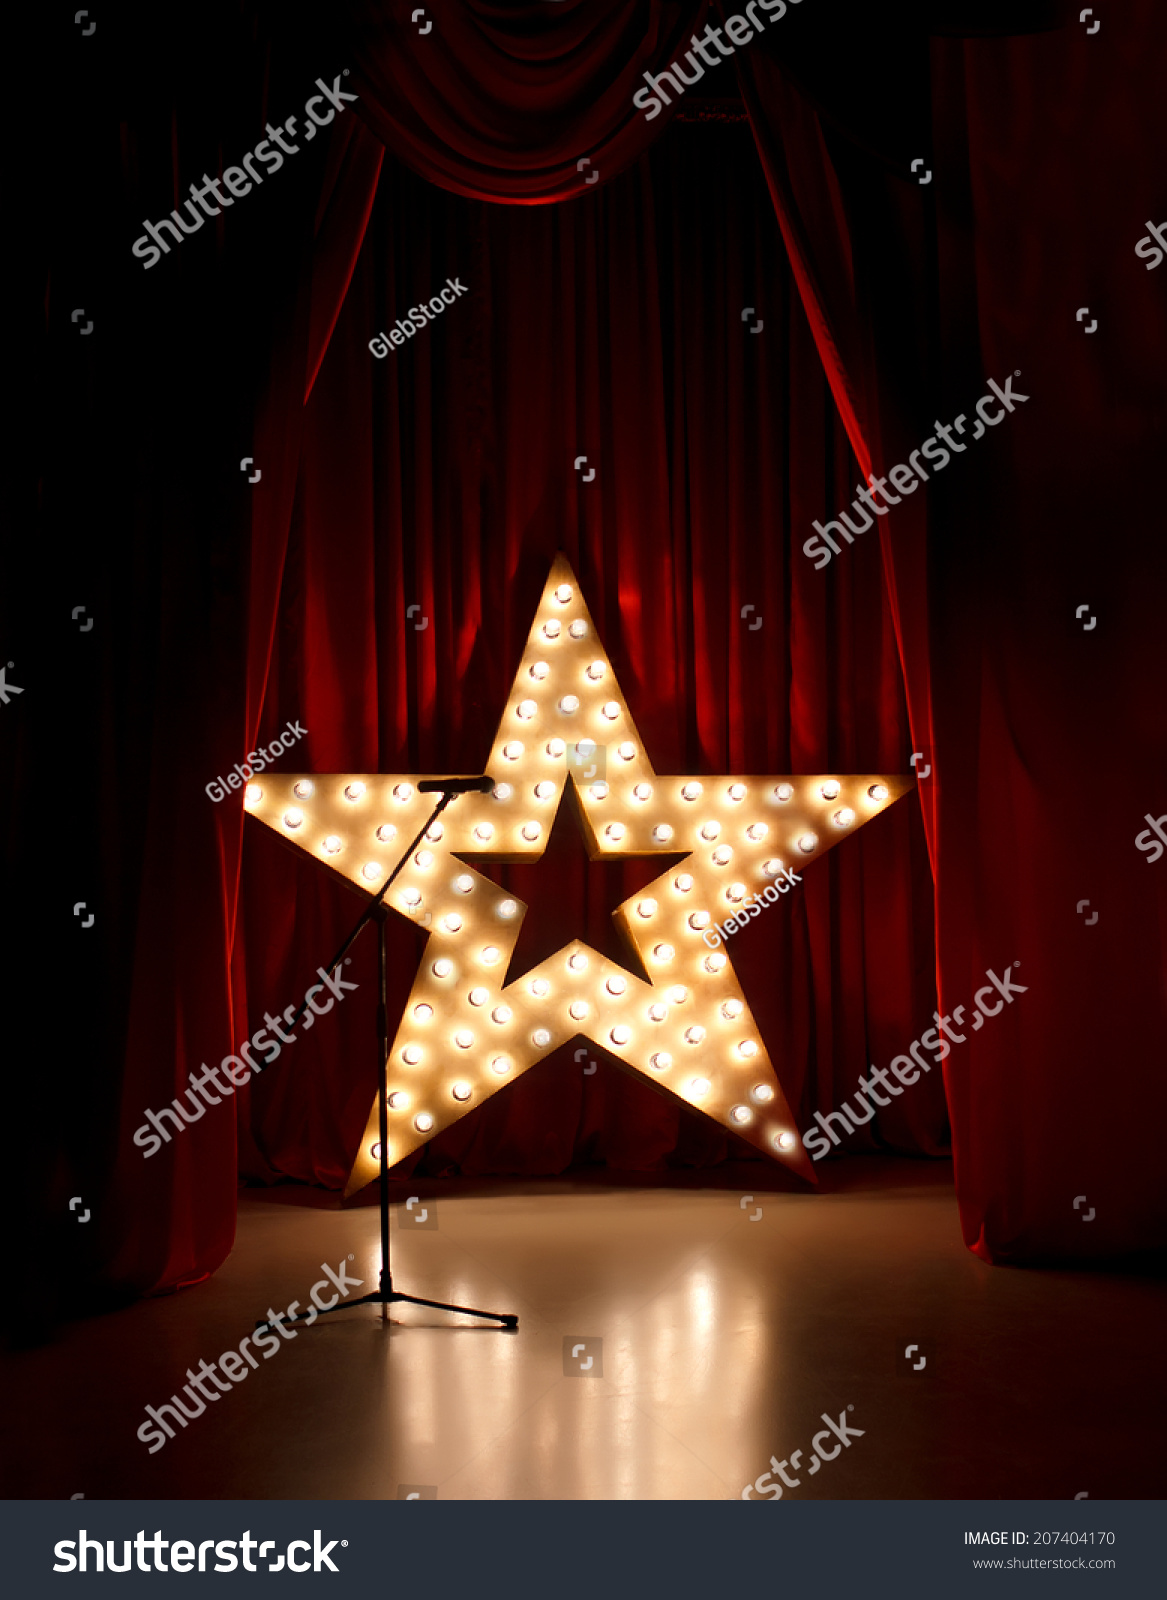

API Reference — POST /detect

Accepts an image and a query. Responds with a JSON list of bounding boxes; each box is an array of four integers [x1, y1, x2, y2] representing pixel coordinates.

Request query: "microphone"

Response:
[[417, 775, 495, 794]]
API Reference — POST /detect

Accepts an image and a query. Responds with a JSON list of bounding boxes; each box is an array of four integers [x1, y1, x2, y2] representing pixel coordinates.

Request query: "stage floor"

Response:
[[7, 1158, 1164, 1500]]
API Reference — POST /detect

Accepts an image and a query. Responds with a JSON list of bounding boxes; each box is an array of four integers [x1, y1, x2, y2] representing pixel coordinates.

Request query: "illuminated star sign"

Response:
[[246, 557, 911, 1195]]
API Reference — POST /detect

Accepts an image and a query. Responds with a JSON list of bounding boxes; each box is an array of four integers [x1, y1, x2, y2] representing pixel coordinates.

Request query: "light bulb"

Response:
[[655, 942, 678, 964], [681, 783, 702, 803], [554, 583, 573, 604], [493, 783, 512, 801], [558, 695, 579, 714], [387, 1092, 408, 1109], [652, 824, 674, 844], [468, 986, 489, 1006], [689, 911, 711, 930], [569, 1000, 588, 1021], [586, 660, 606, 680], [648, 1003, 667, 1022], [774, 782, 793, 802], [376, 824, 397, 843], [454, 1029, 474, 1049], [414, 1112, 434, 1132], [738, 1039, 758, 1058], [833, 807, 856, 828], [774, 1131, 796, 1151], [636, 898, 657, 918], [362, 861, 382, 882], [371, 1142, 383, 1161], [517, 699, 537, 720], [704, 953, 727, 973], [521, 821, 541, 841], [797, 832, 817, 853], [610, 1026, 631, 1046], [413, 1003, 433, 1022], [546, 738, 566, 758], [728, 783, 747, 802], [292, 779, 313, 799], [726, 882, 746, 903], [669, 985, 688, 1004], [345, 782, 366, 802], [746, 823, 767, 841], [700, 821, 720, 841], [685, 1026, 706, 1045], [474, 823, 494, 843], [402, 1045, 422, 1065], [730, 1105, 751, 1124], [534, 781, 554, 800], [542, 620, 561, 639], [650, 1052, 672, 1071], [762, 858, 784, 877], [590, 781, 609, 800], [481, 945, 501, 965], [868, 783, 889, 801], [529, 661, 549, 680], [605, 823, 625, 841], [751, 1083, 774, 1104], [601, 702, 620, 721], [689, 1076, 711, 1097], [532, 1027, 551, 1047], [712, 846, 731, 865], [322, 835, 342, 854], [284, 809, 304, 830], [432, 958, 453, 977], [632, 783, 652, 802], [498, 899, 518, 919], [568, 619, 588, 639], [606, 976, 626, 996], [616, 742, 635, 761], [442, 913, 463, 933], [403, 888, 422, 908], [491, 1055, 512, 1075], [492, 1005, 512, 1024], [452, 1082, 472, 1102], [674, 873, 693, 893], [414, 849, 433, 868], [530, 978, 550, 998], [503, 742, 523, 761], [454, 874, 474, 894], [568, 952, 589, 972], [721, 1000, 743, 1019], [394, 783, 413, 802], [820, 779, 841, 800], [426, 822, 444, 841]]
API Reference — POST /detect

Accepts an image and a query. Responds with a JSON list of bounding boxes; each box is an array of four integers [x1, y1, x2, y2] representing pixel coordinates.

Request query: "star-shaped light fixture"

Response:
[[246, 558, 911, 1195]]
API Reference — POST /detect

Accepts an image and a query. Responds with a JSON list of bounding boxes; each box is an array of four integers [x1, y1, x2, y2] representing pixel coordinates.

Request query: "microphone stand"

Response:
[[256, 782, 518, 1334]]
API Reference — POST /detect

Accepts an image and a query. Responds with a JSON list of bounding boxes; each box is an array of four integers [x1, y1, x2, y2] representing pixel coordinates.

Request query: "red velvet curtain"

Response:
[[37, 1, 1163, 1311], [737, 2, 1167, 1260], [237, 119, 942, 1190]]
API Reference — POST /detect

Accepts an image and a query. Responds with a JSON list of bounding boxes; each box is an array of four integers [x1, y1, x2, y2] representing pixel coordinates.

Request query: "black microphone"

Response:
[[417, 775, 495, 794]]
